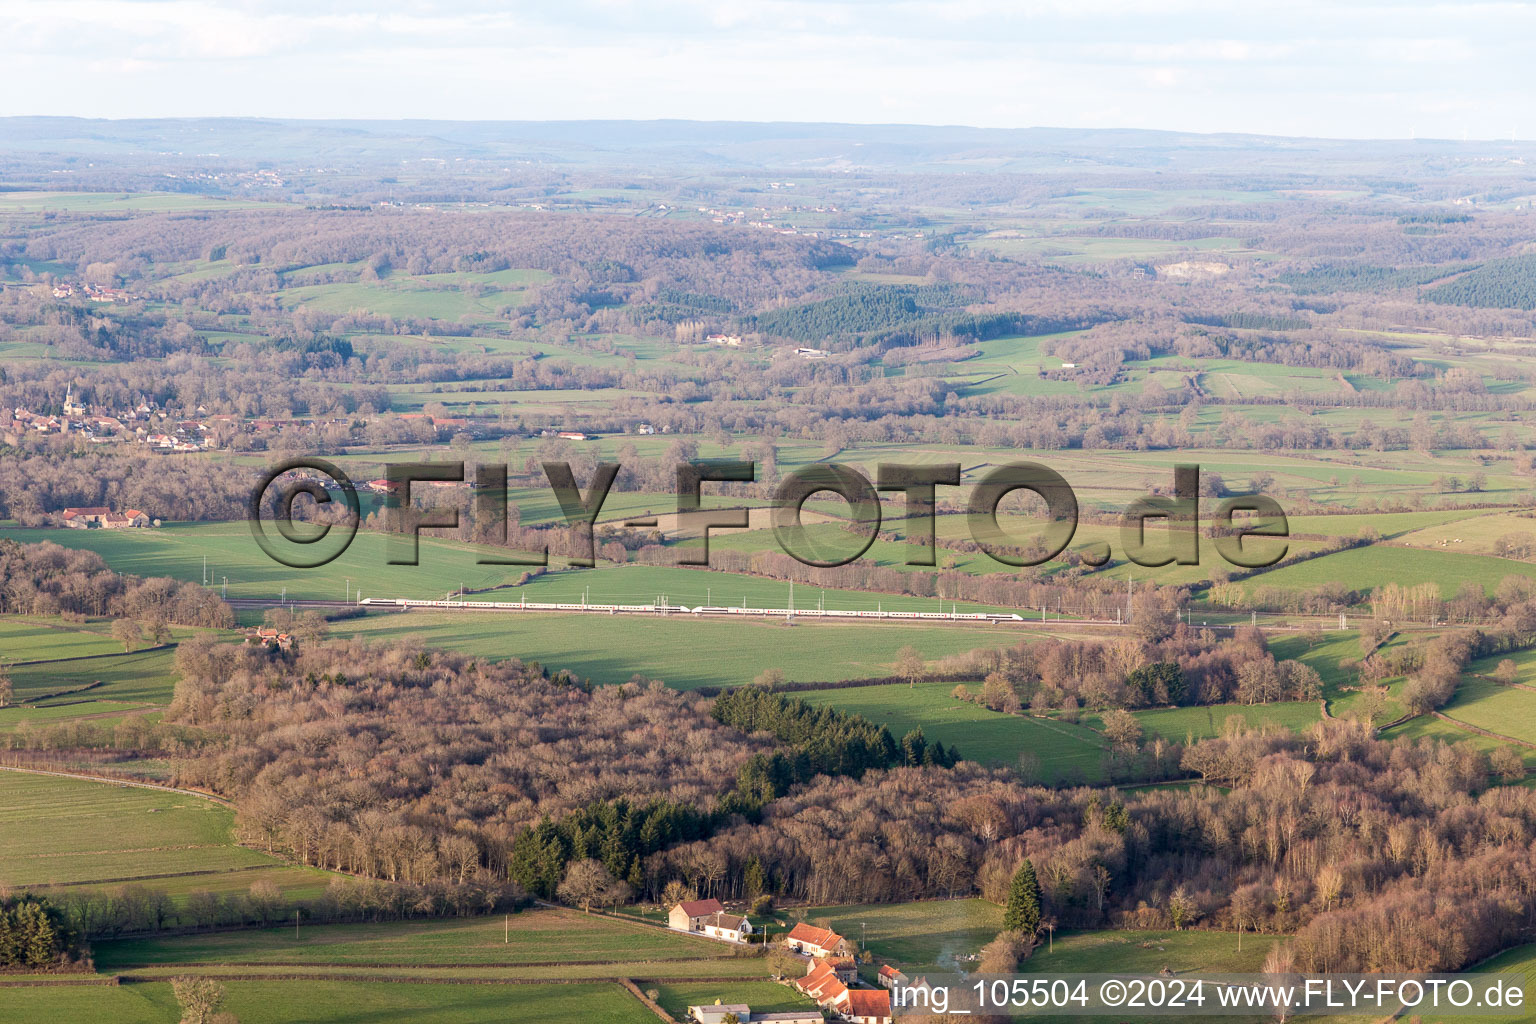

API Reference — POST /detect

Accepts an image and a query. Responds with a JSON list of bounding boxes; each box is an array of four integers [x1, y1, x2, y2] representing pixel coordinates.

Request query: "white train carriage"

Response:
[[687, 604, 1021, 622], [359, 597, 689, 614], [361, 597, 1020, 622]]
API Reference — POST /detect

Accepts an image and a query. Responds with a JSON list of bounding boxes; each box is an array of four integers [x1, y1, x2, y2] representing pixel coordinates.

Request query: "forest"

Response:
[[6, 127, 1536, 1013], [131, 634, 1536, 975]]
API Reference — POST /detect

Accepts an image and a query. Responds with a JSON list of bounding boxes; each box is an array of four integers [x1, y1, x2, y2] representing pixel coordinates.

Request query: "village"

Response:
[[1, 380, 679, 454], [5, 385, 217, 451], [667, 899, 916, 1024]]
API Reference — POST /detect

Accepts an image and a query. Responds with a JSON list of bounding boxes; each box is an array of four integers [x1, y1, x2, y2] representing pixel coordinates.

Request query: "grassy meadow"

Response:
[[789, 899, 1003, 968], [331, 610, 1031, 689], [93, 908, 739, 970], [1025, 928, 1282, 976], [797, 681, 1109, 783], [0, 981, 659, 1024], [0, 771, 330, 902]]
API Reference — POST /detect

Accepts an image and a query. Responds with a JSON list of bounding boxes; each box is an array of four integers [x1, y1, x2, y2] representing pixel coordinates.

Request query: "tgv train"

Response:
[[360, 597, 693, 614], [688, 605, 1023, 622], [359, 597, 1023, 622]]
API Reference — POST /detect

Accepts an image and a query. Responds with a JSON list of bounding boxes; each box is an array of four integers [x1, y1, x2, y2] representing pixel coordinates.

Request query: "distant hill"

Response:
[[2, 116, 1533, 174]]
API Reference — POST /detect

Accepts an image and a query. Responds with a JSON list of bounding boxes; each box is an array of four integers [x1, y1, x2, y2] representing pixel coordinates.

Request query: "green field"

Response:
[[1463, 943, 1536, 1024], [1086, 701, 1323, 744], [1440, 674, 1536, 746], [0, 771, 329, 901], [0, 524, 1007, 614], [278, 269, 548, 323], [790, 899, 1002, 968], [1025, 928, 1282, 975], [0, 980, 657, 1024], [797, 682, 1109, 783], [508, 564, 1015, 614], [0, 618, 127, 662], [0, 522, 551, 604], [0, 191, 283, 213], [703, 515, 1313, 589], [0, 699, 149, 733], [1282, 508, 1497, 538], [1395, 511, 1536, 556], [94, 908, 739, 970], [1378, 713, 1536, 769], [5, 647, 179, 705], [1240, 544, 1536, 597], [334, 611, 1029, 689]]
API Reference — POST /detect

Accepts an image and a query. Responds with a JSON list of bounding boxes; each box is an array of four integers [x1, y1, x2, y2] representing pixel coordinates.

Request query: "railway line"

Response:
[[226, 595, 1381, 633]]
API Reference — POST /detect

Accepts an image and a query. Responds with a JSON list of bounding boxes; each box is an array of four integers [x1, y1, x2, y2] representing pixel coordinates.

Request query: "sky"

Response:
[[2, 0, 1533, 140]]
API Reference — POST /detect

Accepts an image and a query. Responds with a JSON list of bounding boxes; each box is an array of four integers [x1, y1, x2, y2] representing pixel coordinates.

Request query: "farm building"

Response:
[[840, 988, 892, 1023], [785, 922, 847, 958], [688, 1006, 819, 1024], [668, 898, 726, 932], [795, 958, 892, 1023], [245, 627, 294, 652], [698, 910, 752, 942], [60, 507, 151, 529]]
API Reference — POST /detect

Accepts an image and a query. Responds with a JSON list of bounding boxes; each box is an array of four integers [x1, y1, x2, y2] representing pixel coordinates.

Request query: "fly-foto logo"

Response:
[[249, 459, 1289, 572]]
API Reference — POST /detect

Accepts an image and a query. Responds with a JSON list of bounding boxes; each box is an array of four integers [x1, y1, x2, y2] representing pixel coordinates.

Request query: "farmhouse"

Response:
[[795, 960, 848, 1004], [706, 334, 743, 347], [795, 959, 892, 1023], [875, 964, 906, 989], [697, 910, 752, 942], [687, 1007, 819, 1024], [785, 922, 847, 958], [245, 627, 294, 652], [60, 507, 151, 529], [668, 898, 726, 932]]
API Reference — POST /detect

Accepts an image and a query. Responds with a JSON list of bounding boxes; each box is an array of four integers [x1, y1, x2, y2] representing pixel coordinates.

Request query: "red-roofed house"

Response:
[[838, 988, 892, 1023], [795, 960, 847, 1005], [668, 899, 726, 933], [246, 627, 294, 652], [61, 506, 111, 527], [820, 956, 857, 984], [100, 509, 150, 529], [61, 507, 149, 529], [785, 923, 847, 959], [876, 964, 907, 989]]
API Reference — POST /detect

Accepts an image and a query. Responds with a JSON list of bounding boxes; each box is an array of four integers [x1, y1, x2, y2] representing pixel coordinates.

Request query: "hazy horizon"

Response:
[[0, 113, 1526, 146]]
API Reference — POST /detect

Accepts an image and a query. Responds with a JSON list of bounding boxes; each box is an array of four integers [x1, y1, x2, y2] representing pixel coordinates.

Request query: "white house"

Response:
[[698, 910, 752, 943]]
